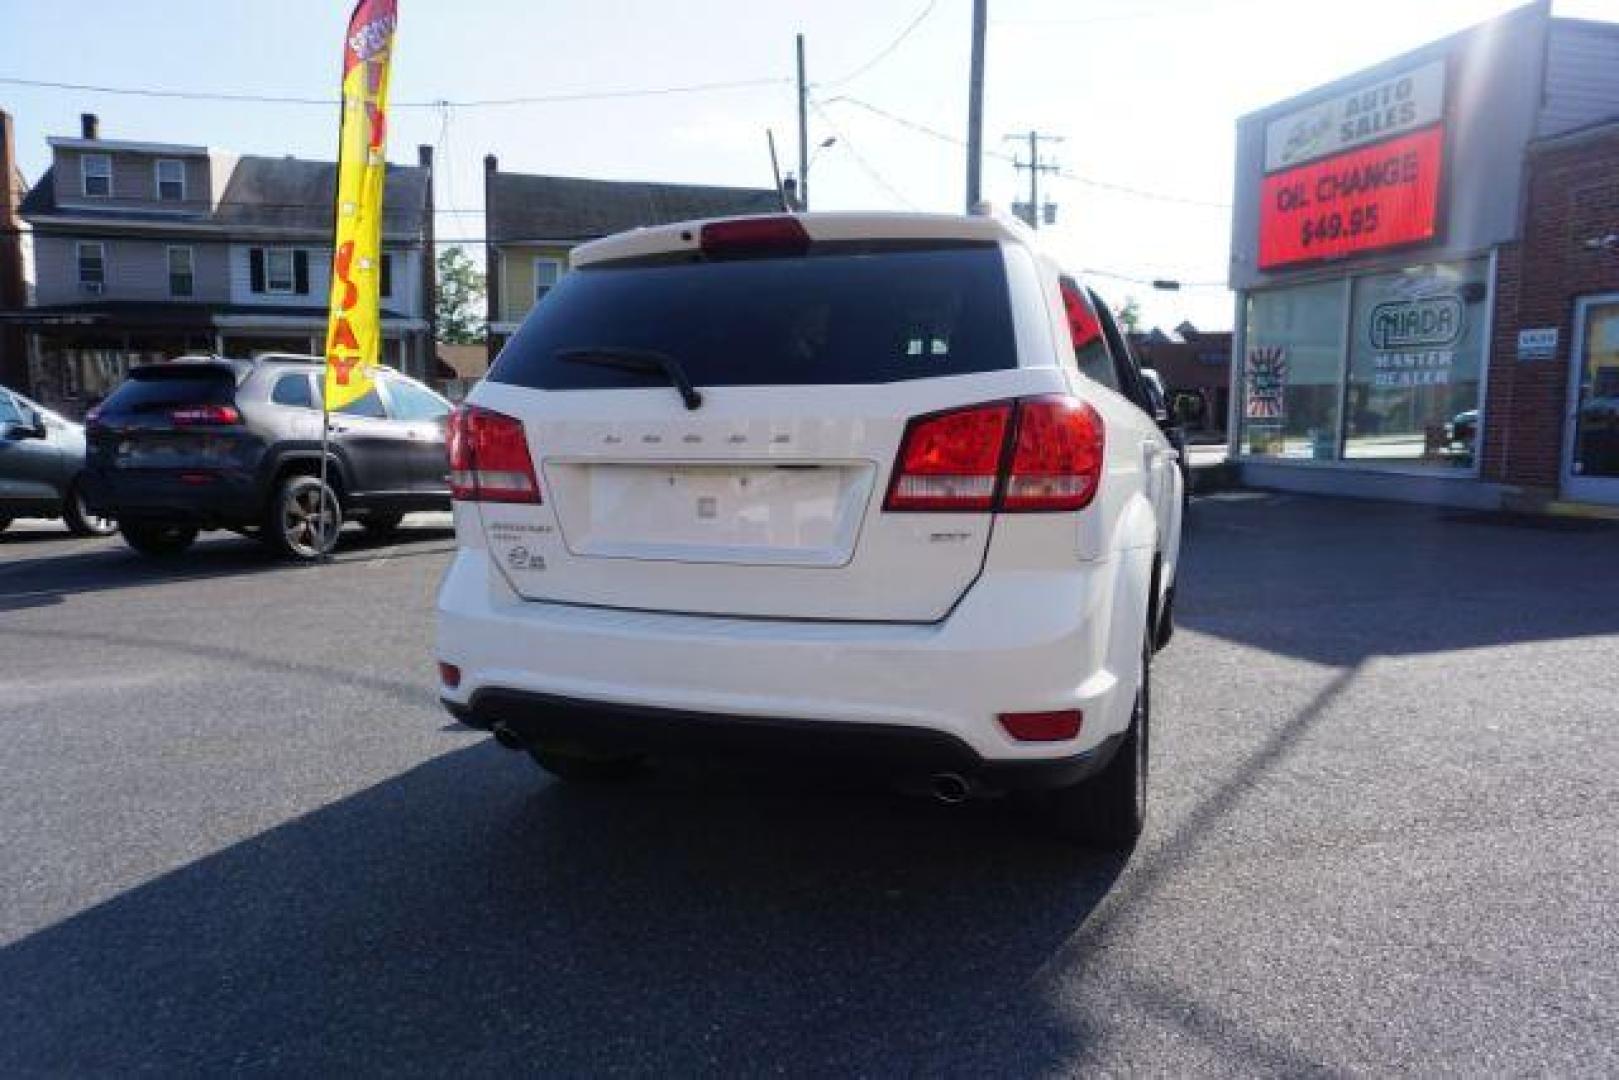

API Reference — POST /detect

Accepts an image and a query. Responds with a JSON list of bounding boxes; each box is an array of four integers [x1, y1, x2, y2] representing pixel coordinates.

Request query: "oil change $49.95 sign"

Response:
[[1258, 125, 1445, 270]]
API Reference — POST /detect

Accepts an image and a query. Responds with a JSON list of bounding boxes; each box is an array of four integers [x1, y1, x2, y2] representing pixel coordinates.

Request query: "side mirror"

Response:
[[1140, 371, 1169, 425], [2, 419, 46, 441]]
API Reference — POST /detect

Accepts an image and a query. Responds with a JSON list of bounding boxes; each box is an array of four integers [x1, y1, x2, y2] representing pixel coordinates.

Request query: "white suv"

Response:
[[436, 212, 1182, 846]]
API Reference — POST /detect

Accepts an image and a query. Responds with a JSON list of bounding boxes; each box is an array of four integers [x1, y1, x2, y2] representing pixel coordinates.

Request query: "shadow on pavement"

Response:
[[1178, 492, 1619, 666], [0, 745, 1129, 1074], [0, 523, 456, 605]]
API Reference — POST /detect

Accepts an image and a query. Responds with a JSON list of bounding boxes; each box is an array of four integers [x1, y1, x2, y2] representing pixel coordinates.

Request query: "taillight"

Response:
[[699, 215, 811, 257], [884, 396, 1104, 513], [1002, 396, 1105, 511], [170, 405, 241, 425], [883, 402, 1012, 511], [448, 405, 541, 504]]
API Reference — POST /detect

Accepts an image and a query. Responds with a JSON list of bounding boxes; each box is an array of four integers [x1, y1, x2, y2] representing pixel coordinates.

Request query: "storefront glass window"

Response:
[[1240, 280, 1345, 459], [1343, 258, 1489, 466]]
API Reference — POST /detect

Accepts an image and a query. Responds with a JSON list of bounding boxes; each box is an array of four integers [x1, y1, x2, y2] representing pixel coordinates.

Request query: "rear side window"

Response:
[[386, 379, 450, 421], [490, 243, 1017, 389], [1060, 277, 1119, 392], [271, 373, 315, 409], [99, 367, 237, 416]]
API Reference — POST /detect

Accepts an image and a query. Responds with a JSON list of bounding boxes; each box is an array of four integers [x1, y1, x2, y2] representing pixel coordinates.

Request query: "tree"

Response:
[[1116, 295, 1143, 335], [436, 246, 486, 344]]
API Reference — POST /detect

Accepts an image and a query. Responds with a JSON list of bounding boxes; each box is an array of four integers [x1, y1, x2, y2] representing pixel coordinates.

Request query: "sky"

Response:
[[3, 0, 1616, 331]]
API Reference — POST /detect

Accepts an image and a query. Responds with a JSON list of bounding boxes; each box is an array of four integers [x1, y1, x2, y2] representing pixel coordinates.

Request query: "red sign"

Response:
[[1259, 125, 1444, 270]]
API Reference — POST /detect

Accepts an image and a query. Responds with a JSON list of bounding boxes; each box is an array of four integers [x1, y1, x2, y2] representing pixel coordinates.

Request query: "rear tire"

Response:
[[361, 512, 404, 537], [263, 474, 342, 560], [63, 482, 117, 537], [120, 521, 198, 557], [528, 746, 646, 783], [1042, 629, 1150, 849]]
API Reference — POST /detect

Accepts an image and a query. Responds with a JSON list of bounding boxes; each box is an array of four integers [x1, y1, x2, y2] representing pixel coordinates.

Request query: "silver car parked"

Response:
[[0, 387, 117, 537]]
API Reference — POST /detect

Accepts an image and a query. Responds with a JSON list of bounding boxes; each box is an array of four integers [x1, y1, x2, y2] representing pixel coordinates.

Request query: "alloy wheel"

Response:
[[281, 485, 339, 557]]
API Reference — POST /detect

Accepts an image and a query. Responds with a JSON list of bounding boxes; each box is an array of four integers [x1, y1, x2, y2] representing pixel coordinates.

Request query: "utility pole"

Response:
[[1005, 130, 1063, 229], [964, 0, 987, 212], [796, 34, 809, 211]]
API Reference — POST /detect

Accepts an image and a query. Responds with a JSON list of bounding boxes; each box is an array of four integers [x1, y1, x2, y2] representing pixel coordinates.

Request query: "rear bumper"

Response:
[[436, 541, 1150, 766], [444, 689, 1122, 791], [80, 469, 262, 525]]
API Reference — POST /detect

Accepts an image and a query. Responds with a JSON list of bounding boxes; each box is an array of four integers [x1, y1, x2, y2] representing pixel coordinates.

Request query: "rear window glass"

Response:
[[489, 243, 1017, 389], [100, 367, 237, 416]]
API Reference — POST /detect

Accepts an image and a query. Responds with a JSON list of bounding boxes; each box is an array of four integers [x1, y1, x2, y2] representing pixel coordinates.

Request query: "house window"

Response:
[[155, 159, 186, 201], [380, 252, 393, 298], [534, 257, 563, 303], [77, 242, 106, 290], [265, 248, 295, 293], [81, 154, 112, 198], [168, 246, 195, 297]]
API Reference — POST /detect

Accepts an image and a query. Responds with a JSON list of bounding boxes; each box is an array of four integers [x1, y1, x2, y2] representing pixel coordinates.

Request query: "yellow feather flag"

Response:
[[323, 0, 398, 411]]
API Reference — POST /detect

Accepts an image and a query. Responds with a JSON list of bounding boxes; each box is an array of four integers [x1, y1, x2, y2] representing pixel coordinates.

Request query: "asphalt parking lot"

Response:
[[2, 496, 1616, 1074]]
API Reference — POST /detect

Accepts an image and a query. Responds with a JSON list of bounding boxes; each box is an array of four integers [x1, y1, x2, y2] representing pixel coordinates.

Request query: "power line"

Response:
[[1081, 267, 1227, 290], [822, 95, 1230, 210], [819, 0, 940, 89], [0, 74, 790, 109], [809, 102, 918, 211]]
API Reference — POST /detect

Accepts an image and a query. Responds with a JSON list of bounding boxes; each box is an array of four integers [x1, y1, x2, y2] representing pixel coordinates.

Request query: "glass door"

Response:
[[1564, 295, 1619, 505]]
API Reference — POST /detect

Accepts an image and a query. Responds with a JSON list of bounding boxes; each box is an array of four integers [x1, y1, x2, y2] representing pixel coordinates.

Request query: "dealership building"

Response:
[[1227, 4, 1619, 511]]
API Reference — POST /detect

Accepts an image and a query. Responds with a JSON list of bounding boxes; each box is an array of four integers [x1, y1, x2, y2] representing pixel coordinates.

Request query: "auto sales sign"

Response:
[[1258, 60, 1447, 270]]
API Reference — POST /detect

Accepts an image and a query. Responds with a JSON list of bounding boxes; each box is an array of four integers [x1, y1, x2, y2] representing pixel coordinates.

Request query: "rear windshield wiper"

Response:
[[556, 346, 704, 411]]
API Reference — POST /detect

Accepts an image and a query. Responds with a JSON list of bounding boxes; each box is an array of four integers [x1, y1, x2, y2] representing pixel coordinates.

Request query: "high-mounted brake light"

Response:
[[170, 405, 241, 425], [448, 405, 541, 504], [699, 215, 811, 257], [884, 396, 1104, 513]]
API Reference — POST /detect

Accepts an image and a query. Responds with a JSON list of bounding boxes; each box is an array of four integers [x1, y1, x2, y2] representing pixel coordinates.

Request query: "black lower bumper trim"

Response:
[[443, 689, 1118, 792]]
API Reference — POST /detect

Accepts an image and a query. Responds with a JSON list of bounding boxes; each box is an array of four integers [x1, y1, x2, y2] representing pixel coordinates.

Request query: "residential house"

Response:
[[483, 157, 780, 360], [13, 114, 435, 416]]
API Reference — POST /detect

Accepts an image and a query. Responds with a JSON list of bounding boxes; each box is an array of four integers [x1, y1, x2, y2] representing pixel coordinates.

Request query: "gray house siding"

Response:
[[51, 148, 212, 215], [33, 235, 230, 305], [1539, 21, 1619, 138]]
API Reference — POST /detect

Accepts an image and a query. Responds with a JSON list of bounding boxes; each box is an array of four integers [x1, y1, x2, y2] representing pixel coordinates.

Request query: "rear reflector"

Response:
[[170, 405, 241, 425], [447, 405, 541, 504], [998, 710, 1083, 742], [699, 215, 811, 257], [438, 662, 462, 689], [884, 396, 1103, 513]]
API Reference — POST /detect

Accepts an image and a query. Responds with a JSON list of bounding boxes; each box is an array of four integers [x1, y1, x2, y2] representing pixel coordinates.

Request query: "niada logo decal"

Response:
[[1370, 294, 1463, 350]]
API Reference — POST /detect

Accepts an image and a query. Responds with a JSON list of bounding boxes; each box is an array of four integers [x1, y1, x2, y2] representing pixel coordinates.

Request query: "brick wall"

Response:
[[1484, 122, 1619, 494]]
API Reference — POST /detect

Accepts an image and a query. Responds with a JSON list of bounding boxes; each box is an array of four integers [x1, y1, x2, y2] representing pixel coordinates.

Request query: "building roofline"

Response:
[[1528, 113, 1619, 152], [48, 137, 210, 156], [489, 170, 778, 196]]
